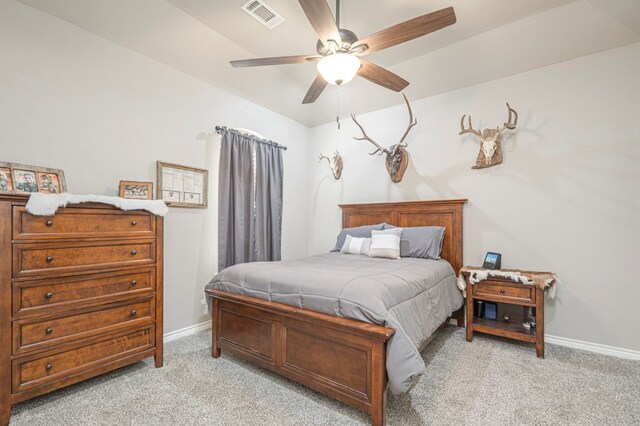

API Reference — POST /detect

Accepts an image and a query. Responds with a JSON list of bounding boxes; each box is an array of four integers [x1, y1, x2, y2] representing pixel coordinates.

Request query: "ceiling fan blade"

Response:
[[357, 60, 409, 92], [353, 7, 456, 56], [298, 0, 342, 49], [230, 55, 321, 68], [302, 75, 328, 104]]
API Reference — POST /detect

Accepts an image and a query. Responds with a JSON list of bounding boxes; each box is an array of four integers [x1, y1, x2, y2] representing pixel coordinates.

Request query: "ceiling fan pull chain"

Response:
[[336, 87, 341, 130]]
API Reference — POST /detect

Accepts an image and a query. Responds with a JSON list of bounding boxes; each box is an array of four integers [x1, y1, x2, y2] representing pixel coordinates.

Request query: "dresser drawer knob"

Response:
[[131, 250, 138, 256], [130, 310, 138, 316], [131, 280, 138, 286], [45, 327, 53, 335], [45, 364, 53, 371], [45, 292, 54, 299], [45, 220, 53, 227], [46, 256, 54, 263], [500, 289, 505, 294], [131, 220, 137, 226]]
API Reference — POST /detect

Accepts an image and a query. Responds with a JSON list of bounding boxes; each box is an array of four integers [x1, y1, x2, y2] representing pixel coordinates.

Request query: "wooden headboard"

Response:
[[340, 199, 467, 273]]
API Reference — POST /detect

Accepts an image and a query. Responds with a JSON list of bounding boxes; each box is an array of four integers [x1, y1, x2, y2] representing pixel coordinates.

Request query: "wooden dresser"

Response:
[[0, 194, 163, 425]]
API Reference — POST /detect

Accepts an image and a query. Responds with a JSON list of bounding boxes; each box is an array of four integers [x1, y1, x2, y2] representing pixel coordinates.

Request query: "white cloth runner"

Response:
[[25, 193, 168, 217]]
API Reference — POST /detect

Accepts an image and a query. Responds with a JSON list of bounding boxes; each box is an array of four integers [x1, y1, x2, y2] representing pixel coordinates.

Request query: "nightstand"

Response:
[[461, 268, 552, 358]]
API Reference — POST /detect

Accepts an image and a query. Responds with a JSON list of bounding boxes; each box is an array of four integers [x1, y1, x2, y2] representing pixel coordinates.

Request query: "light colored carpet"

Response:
[[10, 326, 640, 425]]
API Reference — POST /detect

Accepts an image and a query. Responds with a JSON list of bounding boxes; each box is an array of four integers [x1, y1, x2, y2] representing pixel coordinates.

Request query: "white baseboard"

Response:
[[161, 321, 640, 361], [163, 320, 212, 344], [546, 334, 640, 360]]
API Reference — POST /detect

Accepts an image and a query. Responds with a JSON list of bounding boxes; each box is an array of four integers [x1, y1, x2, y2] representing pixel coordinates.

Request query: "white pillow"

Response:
[[340, 235, 372, 255], [369, 228, 403, 259]]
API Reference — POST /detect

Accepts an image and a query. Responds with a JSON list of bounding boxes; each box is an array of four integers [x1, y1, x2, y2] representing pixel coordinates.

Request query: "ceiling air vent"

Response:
[[241, 0, 285, 30]]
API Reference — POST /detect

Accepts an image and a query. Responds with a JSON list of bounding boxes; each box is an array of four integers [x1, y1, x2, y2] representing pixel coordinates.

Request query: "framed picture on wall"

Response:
[[156, 161, 208, 208], [118, 181, 153, 200], [0, 162, 66, 195]]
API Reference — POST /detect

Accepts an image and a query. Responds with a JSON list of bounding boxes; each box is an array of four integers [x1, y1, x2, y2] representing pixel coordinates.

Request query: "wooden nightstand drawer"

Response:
[[473, 281, 534, 303]]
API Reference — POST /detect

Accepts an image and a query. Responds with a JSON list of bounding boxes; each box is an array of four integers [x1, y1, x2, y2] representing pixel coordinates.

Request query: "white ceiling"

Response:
[[17, 0, 640, 127]]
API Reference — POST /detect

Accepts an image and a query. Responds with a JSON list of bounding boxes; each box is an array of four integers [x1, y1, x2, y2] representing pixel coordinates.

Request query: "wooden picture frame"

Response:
[[156, 161, 208, 208], [118, 180, 153, 200], [0, 162, 66, 195]]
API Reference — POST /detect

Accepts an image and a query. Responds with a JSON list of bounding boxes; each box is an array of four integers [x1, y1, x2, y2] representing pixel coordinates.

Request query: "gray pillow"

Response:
[[331, 223, 386, 252], [383, 224, 445, 259]]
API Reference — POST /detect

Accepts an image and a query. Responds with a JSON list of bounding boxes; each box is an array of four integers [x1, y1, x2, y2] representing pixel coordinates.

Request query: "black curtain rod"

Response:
[[215, 126, 287, 150]]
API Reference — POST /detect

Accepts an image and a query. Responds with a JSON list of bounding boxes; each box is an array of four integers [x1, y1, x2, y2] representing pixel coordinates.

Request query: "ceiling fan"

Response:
[[230, 0, 456, 104]]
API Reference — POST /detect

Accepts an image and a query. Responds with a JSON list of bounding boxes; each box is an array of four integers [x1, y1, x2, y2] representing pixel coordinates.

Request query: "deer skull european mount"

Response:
[[351, 93, 417, 183], [318, 150, 343, 180], [459, 103, 518, 169]]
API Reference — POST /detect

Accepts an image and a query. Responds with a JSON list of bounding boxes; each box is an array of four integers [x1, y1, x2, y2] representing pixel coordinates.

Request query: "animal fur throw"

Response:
[[457, 266, 558, 299], [25, 193, 168, 217]]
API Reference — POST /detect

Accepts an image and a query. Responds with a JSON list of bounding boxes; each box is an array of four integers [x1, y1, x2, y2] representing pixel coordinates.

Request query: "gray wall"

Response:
[[0, 1, 310, 334], [308, 43, 640, 352]]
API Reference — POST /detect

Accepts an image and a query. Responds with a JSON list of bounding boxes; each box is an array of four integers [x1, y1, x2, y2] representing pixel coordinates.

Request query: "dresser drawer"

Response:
[[13, 298, 153, 354], [13, 239, 156, 277], [13, 206, 155, 240], [13, 268, 154, 318], [12, 327, 154, 393], [473, 281, 534, 303]]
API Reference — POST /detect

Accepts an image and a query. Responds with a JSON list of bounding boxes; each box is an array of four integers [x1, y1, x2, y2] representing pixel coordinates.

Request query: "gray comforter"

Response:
[[205, 252, 463, 395]]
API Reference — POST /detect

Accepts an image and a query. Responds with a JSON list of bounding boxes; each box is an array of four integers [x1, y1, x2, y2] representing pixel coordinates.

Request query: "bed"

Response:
[[205, 199, 466, 426]]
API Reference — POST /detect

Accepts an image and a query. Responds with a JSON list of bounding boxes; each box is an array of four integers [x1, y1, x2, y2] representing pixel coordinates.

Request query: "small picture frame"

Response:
[[0, 162, 66, 195], [0, 167, 14, 192], [482, 252, 502, 270], [119, 181, 154, 200]]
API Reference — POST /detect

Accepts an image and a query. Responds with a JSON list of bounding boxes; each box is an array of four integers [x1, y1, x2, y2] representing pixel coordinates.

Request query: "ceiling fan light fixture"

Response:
[[317, 53, 360, 86]]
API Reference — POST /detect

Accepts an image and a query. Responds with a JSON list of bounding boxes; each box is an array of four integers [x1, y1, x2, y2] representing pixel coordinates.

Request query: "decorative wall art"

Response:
[[351, 93, 417, 183], [459, 103, 518, 169], [318, 150, 343, 180], [157, 161, 208, 208], [0, 162, 66, 194], [118, 181, 154, 200]]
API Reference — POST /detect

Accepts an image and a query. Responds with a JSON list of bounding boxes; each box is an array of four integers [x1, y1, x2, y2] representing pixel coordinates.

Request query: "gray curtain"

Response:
[[218, 129, 284, 270]]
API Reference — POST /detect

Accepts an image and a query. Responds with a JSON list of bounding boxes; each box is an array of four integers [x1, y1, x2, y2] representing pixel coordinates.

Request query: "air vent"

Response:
[[241, 0, 285, 30]]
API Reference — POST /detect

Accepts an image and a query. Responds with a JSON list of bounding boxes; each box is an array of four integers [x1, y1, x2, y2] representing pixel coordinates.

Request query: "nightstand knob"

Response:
[[46, 364, 53, 371], [131, 280, 137, 286], [131, 220, 137, 226], [45, 292, 54, 299], [45, 327, 53, 335], [46, 256, 54, 263], [45, 220, 53, 227], [130, 310, 138, 316], [131, 250, 138, 256], [500, 288, 505, 294]]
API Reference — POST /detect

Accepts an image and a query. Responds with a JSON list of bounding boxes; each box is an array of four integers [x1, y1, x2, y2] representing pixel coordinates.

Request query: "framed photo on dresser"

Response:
[[156, 161, 208, 208], [119, 180, 153, 200], [0, 161, 66, 194]]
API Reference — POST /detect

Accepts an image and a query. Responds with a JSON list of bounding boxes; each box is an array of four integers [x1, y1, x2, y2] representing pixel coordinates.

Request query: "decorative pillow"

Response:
[[340, 235, 372, 255], [368, 228, 403, 260], [331, 223, 385, 252], [383, 224, 445, 260]]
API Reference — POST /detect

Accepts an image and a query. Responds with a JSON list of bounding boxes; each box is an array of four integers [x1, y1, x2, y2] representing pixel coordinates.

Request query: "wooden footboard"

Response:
[[207, 290, 395, 426]]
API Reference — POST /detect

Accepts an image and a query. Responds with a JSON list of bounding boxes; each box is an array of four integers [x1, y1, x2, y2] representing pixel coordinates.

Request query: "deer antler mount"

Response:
[[459, 103, 518, 169], [351, 93, 417, 183], [318, 150, 343, 180]]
